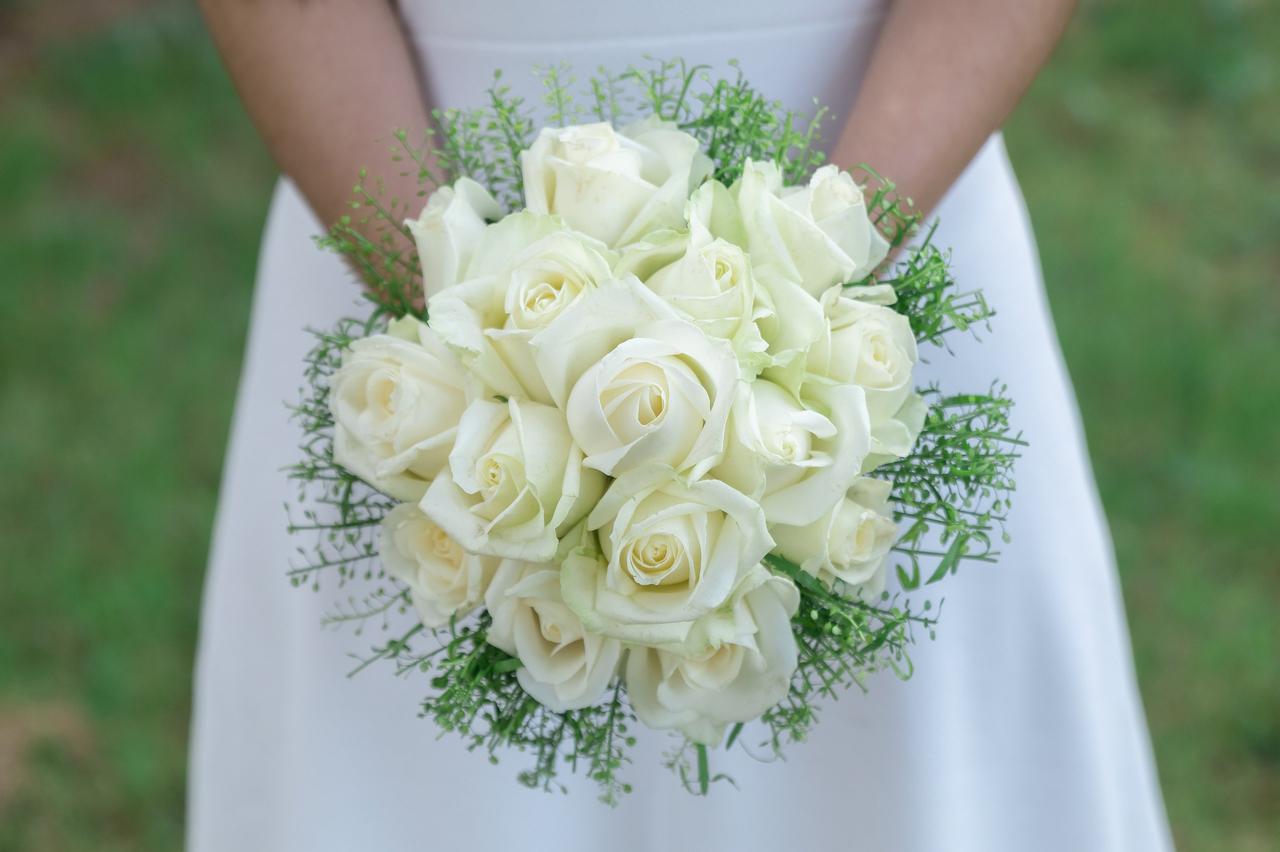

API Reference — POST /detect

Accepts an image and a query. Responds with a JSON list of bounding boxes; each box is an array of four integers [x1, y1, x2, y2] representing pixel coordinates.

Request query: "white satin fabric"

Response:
[[187, 2, 1173, 849]]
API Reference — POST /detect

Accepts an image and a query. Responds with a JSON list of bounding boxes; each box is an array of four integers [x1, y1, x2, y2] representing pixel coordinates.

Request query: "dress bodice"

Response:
[[396, 0, 890, 133]]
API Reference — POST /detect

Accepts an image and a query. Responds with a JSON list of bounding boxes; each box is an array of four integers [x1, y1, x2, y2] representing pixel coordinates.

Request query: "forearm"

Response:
[[832, 0, 1076, 215], [200, 0, 430, 229]]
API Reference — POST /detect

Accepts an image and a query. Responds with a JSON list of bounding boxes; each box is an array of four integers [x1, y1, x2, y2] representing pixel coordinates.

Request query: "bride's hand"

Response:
[[833, 0, 1077, 217]]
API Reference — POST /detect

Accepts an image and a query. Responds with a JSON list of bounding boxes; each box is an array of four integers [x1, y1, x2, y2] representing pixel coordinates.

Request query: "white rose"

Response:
[[625, 566, 799, 745], [771, 477, 896, 595], [714, 381, 871, 527], [485, 558, 622, 712], [521, 118, 711, 247], [686, 177, 749, 246], [808, 287, 915, 414], [806, 286, 925, 463], [687, 178, 826, 372], [616, 185, 770, 370], [735, 160, 889, 296], [330, 316, 471, 501], [863, 392, 929, 472], [405, 177, 503, 299], [429, 213, 615, 403], [419, 398, 604, 561], [532, 277, 739, 478], [380, 503, 498, 627], [560, 468, 774, 644]]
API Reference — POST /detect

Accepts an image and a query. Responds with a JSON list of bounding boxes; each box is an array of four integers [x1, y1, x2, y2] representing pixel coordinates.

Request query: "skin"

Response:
[[831, 0, 1078, 214], [201, 0, 1077, 233], [200, 0, 431, 230]]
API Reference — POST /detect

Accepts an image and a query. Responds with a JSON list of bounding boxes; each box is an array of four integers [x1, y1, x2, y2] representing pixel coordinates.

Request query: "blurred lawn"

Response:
[[1005, 3, 1280, 848], [0, 1, 1276, 849]]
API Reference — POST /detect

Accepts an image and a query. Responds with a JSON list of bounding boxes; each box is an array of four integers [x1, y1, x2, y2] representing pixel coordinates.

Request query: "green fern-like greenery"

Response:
[[288, 60, 1023, 802]]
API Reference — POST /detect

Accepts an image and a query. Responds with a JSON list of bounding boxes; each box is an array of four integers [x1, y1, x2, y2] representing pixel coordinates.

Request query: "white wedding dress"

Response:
[[188, 1, 1173, 849]]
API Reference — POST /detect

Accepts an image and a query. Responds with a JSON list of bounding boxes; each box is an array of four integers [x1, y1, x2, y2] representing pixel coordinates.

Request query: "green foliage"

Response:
[[285, 317, 396, 596], [370, 615, 637, 804], [760, 555, 940, 749], [315, 170, 424, 319], [882, 389, 1023, 590], [869, 223, 995, 347], [860, 166, 922, 252], [663, 739, 735, 796], [440, 73, 536, 206], [623, 58, 831, 185]]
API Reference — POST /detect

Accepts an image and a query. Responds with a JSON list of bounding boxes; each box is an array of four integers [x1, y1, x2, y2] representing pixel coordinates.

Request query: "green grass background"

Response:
[[0, 1, 1276, 848]]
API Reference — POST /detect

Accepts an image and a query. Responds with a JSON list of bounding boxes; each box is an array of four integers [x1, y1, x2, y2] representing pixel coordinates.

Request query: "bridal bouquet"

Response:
[[289, 62, 1020, 801]]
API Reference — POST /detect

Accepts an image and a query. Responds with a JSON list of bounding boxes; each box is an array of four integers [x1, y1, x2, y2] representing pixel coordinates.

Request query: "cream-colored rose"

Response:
[[714, 381, 871, 527], [406, 177, 503, 299], [808, 287, 916, 415], [771, 477, 896, 595], [560, 468, 773, 644], [330, 317, 471, 501], [686, 177, 749, 247], [863, 392, 929, 472], [806, 286, 924, 463], [380, 503, 498, 627], [735, 160, 889, 296], [418, 398, 604, 561], [428, 213, 615, 403], [753, 274, 827, 373], [485, 558, 622, 712], [625, 566, 799, 745], [521, 118, 711, 247], [687, 178, 826, 372], [532, 277, 739, 478], [617, 232, 769, 374]]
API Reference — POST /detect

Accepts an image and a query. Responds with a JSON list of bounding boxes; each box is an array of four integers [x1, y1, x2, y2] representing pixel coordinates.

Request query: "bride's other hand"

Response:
[[200, 0, 430, 235], [833, 0, 1077, 216]]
